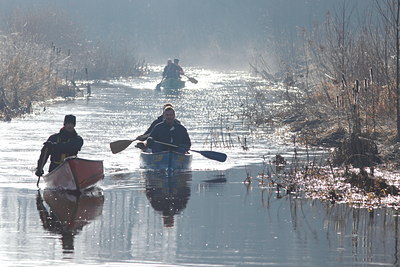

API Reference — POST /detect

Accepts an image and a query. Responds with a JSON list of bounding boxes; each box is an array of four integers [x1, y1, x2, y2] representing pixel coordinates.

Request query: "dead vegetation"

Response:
[[242, 1, 400, 208]]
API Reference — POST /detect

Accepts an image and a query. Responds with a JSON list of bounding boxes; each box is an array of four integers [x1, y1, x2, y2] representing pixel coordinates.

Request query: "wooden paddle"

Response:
[[183, 74, 198, 84], [154, 140, 227, 162], [36, 147, 48, 188], [110, 139, 139, 154]]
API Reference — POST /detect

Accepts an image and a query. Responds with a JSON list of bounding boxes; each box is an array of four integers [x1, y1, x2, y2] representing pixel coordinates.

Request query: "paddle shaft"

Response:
[[36, 147, 48, 187], [154, 140, 179, 148]]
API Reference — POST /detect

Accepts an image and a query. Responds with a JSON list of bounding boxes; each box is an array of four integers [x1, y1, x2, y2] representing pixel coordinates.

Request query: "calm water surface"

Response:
[[0, 67, 399, 266]]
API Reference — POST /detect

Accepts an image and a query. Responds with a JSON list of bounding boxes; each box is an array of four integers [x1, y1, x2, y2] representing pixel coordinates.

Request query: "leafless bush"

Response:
[[247, 1, 399, 141]]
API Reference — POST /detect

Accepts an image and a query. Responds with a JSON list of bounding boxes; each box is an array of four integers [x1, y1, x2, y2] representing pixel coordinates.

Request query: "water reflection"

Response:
[[286, 199, 400, 266], [144, 171, 191, 227], [36, 188, 104, 253]]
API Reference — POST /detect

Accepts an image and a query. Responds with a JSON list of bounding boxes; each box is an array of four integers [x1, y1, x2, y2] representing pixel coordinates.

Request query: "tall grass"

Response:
[[247, 1, 400, 144]]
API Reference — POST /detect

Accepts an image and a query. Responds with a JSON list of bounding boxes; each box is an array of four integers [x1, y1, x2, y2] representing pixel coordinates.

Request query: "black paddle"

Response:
[[183, 74, 198, 84], [154, 140, 227, 162], [110, 138, 139, 154], [110, 138, 227, 162]]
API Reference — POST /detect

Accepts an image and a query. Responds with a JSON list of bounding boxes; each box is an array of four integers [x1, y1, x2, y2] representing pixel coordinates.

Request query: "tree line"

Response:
[[0, 8, 147, 121]]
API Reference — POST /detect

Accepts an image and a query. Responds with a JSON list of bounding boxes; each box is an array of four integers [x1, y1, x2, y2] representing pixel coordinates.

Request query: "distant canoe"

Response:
[[43, 157, 104, 191], [160, 78, 185, 89], [139, 151, 192, 173]]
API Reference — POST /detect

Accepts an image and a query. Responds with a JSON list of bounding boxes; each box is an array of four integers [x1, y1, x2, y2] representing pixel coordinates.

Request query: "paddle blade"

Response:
[[188, 77, 198, 84], [110, 140, 134, 154], [155, 83, 161, 90], [192, 150, 227, 162]]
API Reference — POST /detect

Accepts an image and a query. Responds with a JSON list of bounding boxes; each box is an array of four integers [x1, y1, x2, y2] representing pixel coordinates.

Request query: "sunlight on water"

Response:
[[2, 66, 393, 267], [0, 66, 311, 185]]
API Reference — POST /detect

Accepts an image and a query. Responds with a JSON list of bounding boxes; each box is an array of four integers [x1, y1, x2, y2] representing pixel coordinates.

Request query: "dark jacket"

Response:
[[37, 127, 83, 172], [149, 120, 191, 153], [144, 115, 164, 135], [164, 64, 183, 79], [144, 115, 180, 136], [162, 63, 174, 78]]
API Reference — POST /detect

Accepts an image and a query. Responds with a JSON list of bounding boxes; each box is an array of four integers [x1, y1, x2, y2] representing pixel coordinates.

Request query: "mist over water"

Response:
[[0, 0, 372, 69]]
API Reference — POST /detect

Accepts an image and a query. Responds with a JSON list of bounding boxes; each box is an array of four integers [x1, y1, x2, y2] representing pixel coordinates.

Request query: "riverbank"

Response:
[[271, 97, 400, 209], [0, 81, 89, 122]]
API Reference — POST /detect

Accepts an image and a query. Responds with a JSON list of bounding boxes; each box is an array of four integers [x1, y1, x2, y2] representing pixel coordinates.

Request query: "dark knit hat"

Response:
[[64, 114, 76, 125]]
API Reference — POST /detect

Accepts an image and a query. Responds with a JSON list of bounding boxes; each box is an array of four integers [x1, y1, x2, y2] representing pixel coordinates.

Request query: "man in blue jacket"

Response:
[[35, 114, 83, 176], [148, 106, 191, 154]]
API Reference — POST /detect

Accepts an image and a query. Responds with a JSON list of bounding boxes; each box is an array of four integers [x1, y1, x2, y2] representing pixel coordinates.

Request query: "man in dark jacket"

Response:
[[148, 106, 191, 154], [35, 114, 83, 176], [136, 103, 180, 141], [162, 59, 174, 79], [170, 58, 184, 79]]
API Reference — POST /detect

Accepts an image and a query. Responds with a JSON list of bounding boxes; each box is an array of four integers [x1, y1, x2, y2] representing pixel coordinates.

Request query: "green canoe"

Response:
[[160, 78, 185, 89]]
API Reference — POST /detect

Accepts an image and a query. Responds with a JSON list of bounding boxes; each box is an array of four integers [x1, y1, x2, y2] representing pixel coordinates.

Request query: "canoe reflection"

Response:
[[144, 171, 192, 227], [36, 188, 104, 252]]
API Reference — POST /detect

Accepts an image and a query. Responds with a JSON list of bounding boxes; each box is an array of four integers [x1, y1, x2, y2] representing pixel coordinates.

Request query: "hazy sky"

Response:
[[0, 0, 371, 69]]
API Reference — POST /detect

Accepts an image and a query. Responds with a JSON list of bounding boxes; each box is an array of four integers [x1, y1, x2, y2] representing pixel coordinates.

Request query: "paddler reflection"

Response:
[[36, 188, 104, 252], [144, 171, 192, 227]]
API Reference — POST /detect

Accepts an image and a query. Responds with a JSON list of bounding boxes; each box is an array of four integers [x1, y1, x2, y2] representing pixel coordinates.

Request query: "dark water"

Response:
[[0, 67, 399, 266]]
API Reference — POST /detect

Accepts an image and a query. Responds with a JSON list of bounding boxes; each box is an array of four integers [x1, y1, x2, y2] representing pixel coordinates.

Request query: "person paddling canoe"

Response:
[[35, 115, 83, 176], [135, 103, 180, 142], [171, 58, 184, 79], [137, 106, 190, 154], [162, 59, 174, 79]]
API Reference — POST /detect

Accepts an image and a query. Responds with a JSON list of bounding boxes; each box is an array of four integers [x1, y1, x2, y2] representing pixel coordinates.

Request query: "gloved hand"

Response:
[[35, 168, 44, 177], [135, 142, 146, 151], [146, 137, 154, 148], [136, 134, 148, 141], [176, 146, 188, 154]]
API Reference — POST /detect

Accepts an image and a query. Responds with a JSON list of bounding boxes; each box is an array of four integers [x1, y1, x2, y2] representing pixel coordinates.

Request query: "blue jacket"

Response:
[[143, 115, 180, 136]]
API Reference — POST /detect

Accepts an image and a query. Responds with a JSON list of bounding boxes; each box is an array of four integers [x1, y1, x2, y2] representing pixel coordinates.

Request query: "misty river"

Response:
[[1, 66, 399, 266]]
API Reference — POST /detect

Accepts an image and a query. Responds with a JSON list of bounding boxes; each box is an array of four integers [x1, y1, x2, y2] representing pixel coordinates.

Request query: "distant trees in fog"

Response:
[[0, 7, 146, 120]]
